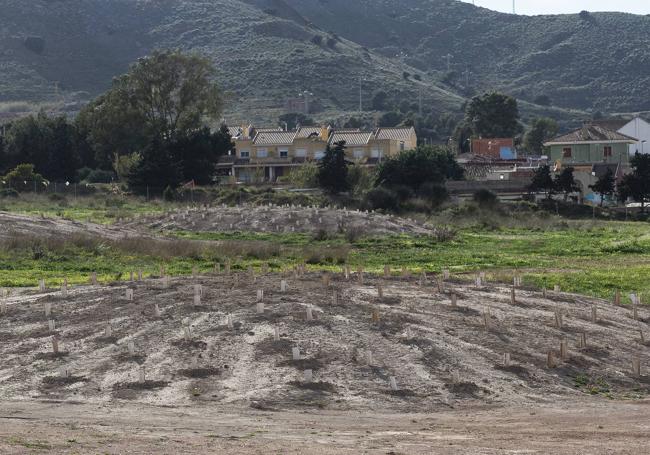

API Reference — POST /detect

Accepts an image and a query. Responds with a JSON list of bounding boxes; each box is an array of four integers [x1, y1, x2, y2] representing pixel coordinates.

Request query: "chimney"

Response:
[[320, 125, 330, 141]]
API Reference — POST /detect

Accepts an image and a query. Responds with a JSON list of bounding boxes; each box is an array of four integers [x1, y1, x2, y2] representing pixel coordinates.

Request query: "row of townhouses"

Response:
[[217, 125, 417, 182]]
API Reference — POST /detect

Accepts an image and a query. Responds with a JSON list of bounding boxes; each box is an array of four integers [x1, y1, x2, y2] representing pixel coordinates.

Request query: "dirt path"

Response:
[[1, 399, 649, 454]]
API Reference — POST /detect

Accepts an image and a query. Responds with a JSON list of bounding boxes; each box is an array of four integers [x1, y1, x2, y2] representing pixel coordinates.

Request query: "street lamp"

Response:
[[298, 90, 313, 115], [642, 140, 647, 154]]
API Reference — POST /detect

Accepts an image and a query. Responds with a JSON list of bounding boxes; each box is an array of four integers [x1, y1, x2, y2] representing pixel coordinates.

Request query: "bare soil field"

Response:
[[1, 399, 649, 454], [2, 271, 649, 411], [119, 204, 440, 236], [0, 212, 144, 241]]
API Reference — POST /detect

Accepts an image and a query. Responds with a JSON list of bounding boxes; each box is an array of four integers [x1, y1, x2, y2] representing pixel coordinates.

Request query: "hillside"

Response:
[[1, 0, 648, 123], [0, 0, 463, 124], [283, 0, 650, 113]]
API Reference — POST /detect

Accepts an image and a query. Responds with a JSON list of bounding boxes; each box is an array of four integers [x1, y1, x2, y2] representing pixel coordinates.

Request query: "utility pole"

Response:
[[443, 54, 453, 72], [462, 67, 472, 87], [359, 77, 363, 113]]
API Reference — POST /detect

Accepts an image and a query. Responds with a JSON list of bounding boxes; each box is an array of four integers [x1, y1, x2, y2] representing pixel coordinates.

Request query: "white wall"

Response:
[[619, 118, 650, 155]]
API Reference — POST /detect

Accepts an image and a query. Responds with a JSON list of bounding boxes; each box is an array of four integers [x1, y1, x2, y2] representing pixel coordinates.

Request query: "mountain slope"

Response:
[[0, 0, 463, 123], [1, 0, 647, 124], [282, 0, 650, 113]]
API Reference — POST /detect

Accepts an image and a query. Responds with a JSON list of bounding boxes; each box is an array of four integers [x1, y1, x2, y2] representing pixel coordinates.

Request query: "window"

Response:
[[353, 148, 365, 158], [562, 147, 572, 158], [604, 146, 612, 157], [400, 141, 405, 152], [295, 149, 307, 158], [240, 149, 250, 158], [314, 151, 325, 160], [279, 148, 289, 158], [371, 148, 381, 158], [256, 148, 268, 158]]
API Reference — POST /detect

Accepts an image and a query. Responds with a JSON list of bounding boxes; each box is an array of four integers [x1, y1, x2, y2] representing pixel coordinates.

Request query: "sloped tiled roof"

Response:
[[255, 127, 283, 133], [374, 127, 415, 141], [253, 130, 297, 145], [329, 131, 373, 146], [590, 119, 630, 132], [592, 163, 620, 179], [545, 125, 637, 145], [295, 127, 322, 139]]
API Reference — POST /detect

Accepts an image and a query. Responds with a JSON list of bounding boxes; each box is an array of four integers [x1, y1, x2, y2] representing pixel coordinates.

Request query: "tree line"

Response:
[[0, 50, 232, 193]]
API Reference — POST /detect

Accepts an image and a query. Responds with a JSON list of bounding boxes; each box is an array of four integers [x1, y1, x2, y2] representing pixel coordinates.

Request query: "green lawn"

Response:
[[3, 220, 649, 305]]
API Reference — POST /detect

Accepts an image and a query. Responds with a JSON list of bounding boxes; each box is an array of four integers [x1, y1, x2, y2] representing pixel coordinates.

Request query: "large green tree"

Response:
[[465, 92, 521, 138], [618, 153, 650, 212], [3, 112, 84, 181], [318, 140, 350, 194], [528, 165, 554, 199], [524, 117, 559, 154], [589, 169, 616, 207], [77, 50, 223, 170], [554, 166, 580, 201], [375, 145, 463, 192]]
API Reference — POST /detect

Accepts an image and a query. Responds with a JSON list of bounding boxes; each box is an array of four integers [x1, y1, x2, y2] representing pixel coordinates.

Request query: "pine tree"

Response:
[[318, 140, 350, 194]]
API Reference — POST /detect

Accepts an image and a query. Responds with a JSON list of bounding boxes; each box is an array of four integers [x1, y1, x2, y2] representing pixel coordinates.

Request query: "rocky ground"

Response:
[[119, 204, 444, 237]]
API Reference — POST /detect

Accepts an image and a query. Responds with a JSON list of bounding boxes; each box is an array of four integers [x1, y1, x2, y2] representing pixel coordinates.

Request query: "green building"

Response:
[[544, 125, 637, 166]]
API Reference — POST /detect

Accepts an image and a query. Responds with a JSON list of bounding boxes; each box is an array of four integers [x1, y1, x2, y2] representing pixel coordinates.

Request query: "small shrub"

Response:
[[0, 188, 19, 198], [163, 186, 177, 202], [473, 189, 498, 209], [24, 36, 45, 54], [311, 35, 323, 45], [364, 186, 400, 211], [312, 229, 331, 241]]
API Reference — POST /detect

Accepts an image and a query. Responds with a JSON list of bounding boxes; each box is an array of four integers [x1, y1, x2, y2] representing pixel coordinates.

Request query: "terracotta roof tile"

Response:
[[545, 125, 637, 144], [253, 131, 297, 145]]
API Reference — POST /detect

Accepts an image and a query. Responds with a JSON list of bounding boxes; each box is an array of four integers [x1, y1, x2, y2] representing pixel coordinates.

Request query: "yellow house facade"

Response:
[[218, 125, 417, 183]]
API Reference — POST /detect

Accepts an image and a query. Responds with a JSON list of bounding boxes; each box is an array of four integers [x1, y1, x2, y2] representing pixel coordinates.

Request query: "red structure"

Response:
[[471, 138, 515, 159]]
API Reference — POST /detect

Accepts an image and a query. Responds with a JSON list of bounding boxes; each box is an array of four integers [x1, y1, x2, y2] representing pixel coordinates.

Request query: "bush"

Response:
[[163, 185, 177, 202], [418, 182, 449, 207], [86, 169, 115, 184], [311, 35, 323, 45], [473, 189, 498, 208], [2, 164, 47, 192], [0, 188, 19, 198], [364, 186, 400, 211]]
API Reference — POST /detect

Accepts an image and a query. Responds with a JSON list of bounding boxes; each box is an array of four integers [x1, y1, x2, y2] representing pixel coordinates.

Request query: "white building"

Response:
[[594, 117, 650, 155]]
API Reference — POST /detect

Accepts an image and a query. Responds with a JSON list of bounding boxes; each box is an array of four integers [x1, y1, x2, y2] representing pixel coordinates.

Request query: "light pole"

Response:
[[298, 90, 313, 115], [642, 140, 647, 154]]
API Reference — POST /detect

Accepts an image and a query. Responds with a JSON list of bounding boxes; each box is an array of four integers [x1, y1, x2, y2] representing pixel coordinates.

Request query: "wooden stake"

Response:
[[442, 268, 450, 280], [578, 332, 587, 349], [632, 358, 641, 378], [44, 302, 52, 317], [546, 351, 556, 369], [503, 352, 511, 368], [280, 280, 288, 292], [51, 336, 59, 354], [357, 267, 364, 284], [542, 287, 547, 298], [483, 307, 491, 331], [371, 307, 380, 323], [292, 347, 300, 360], [256, 302, 265, 314], [614, 289, 621, 306], [560, 338, 568, 360], [377, 283, 384, 298], [306, 306, 313, 321], [510, 286, 516, 305], [389, 376, 398, 391], [554, 310, 563, 329], [273, 326, 280, 341], [451, 293, 457, 307], [640, 329, 646, 344], [384, 265, 391, 278], [304, 369, 313, 382], [332, 290, 339, 305], [591, 306, 598, 323]]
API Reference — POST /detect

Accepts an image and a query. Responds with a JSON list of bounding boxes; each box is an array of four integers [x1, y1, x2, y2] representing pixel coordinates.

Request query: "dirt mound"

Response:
[[0, 212, 144, 241], [118, 204, 444, 237], [1, 272, 648, 411]]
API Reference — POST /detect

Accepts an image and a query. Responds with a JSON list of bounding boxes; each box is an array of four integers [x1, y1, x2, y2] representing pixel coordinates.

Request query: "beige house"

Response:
[[218, 125, 417, 183]]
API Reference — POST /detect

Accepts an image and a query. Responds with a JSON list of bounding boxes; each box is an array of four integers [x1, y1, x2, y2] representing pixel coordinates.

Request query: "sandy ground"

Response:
[[1, 399, 649, 454], [119, 204, 441, 236]]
